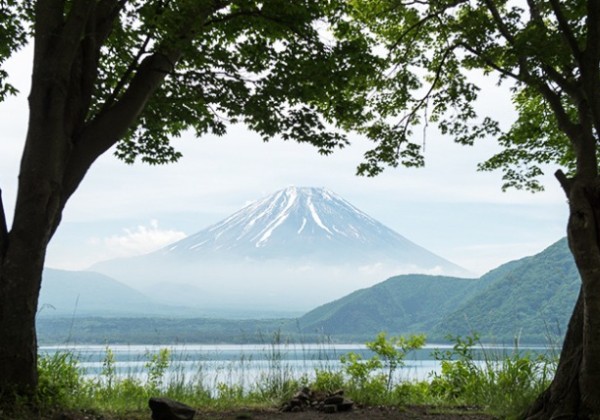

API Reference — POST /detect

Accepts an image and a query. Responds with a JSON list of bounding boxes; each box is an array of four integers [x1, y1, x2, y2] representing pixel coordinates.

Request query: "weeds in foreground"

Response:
[[35, 332, 557, 419], [430, 334, 556, 418]]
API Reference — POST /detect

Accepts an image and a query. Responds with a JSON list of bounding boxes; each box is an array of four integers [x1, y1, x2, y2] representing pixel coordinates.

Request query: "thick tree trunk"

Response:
[[0, 126, 66, 398], [525, 289, 583, 418], [0, 246, 47, 397], [0, 1, 198, 399], [526, 178, 600, 419]]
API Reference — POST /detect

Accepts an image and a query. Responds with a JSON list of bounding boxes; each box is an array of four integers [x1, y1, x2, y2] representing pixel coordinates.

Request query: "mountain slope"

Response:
[[296, 274, 484, 335], [91, 187, 470, 313], [433, 238, 579, 342], [295, 238, 579, 343], [39, 269, 212, 317], [165, 187, 466, 270]]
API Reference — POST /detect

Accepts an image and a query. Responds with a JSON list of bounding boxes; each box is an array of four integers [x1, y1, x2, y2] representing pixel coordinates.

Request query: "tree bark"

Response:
[[526, 178, 600, 419]]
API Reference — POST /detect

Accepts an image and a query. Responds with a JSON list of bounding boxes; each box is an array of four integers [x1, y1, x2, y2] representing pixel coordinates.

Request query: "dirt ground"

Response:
[[36, 405, 496, 420], [195, 406, 496, 420]]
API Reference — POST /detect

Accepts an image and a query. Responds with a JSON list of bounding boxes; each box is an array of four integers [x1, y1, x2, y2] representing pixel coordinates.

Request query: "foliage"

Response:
[[0, 0, 382, 165], [145, 348, 171, 393], [339, 332, 426, 404], [32, 333, 557, 418], [0, 1, 29, 101], [0, 1, 384, 394], [101, 347, 117, 391], [344, 0, 594, 192], [294, 238, 577, 344], [433, 238, 579, 342], [37, 352, 81, 408], [365, 332, 426, 391], [430, 334, 557, 418], [298, 274, 484, 339], [311, 369, 345, 393]]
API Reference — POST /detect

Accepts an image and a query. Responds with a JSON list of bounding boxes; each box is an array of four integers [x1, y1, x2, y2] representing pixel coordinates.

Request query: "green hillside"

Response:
[[433, 238, 579, 342], [296, 238, 579, 343], [296, 274, 481, 339]]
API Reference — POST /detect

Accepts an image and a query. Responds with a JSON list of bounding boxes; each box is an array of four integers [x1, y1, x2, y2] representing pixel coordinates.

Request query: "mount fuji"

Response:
[[91, 187, 471, 314]]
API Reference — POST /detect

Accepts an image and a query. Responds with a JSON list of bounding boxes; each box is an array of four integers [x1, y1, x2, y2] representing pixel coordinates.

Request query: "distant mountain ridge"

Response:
[[38, 268, 299, 319], [91, 186, 470, 312], [39, 268, 166, 316], [38, 238, 579, 344]]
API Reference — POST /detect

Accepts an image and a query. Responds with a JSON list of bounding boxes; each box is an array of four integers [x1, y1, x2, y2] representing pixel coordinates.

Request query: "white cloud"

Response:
[[90, 220, 186, 259]]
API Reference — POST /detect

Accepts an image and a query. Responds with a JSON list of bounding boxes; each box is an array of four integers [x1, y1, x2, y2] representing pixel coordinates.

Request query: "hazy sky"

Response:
[[0, 46, 568, 276]]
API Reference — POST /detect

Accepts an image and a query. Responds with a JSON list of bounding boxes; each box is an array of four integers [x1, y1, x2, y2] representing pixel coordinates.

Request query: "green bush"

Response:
[[430, 333, 556, 418], [338, 332, 427, 405], [312, 369, 345, 393], [37, 352, 82, 408]]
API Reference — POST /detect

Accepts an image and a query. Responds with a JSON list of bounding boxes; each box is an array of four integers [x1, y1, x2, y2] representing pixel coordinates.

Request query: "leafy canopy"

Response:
[[1, 1, 592, 190], [347, 0, 590, 191], [0, 0, 382, 164]]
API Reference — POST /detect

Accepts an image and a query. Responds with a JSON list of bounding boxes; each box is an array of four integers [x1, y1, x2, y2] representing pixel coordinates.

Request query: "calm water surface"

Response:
[[39, 343, 550, 388]]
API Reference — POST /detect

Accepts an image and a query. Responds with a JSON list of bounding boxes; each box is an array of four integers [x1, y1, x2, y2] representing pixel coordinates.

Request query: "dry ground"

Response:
[[32, 405, 496, 420]]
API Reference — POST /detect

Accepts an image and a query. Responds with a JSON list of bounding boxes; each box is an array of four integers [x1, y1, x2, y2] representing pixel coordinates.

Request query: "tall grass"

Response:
[[430, 334, 556, 418], [34, 332, 557, 418]]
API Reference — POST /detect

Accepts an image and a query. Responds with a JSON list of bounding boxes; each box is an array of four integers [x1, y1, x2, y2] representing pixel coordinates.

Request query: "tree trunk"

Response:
[[526, 178, 600, 419], [0, 1, 196, 399], [0, 122, 67, 398], [0, 244, 47, 398]]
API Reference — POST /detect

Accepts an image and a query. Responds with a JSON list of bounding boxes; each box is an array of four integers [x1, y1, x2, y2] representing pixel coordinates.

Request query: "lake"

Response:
[[39, 343, 551, 389]]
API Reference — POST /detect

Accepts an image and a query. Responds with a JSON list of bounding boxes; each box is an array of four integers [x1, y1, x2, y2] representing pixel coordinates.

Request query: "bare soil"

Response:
[[33, 405, 496, 420], [196, 406, 496, 420]]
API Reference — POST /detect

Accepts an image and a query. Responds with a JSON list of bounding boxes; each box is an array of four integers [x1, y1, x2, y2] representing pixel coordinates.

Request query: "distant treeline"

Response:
[[36, 315, 557, 345]]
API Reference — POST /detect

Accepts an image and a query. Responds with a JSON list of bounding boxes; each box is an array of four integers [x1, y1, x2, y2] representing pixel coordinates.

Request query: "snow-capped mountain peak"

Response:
[[92, 186, 471, 313], [169, 186, 391, 254], [158, 186, 465, 274]]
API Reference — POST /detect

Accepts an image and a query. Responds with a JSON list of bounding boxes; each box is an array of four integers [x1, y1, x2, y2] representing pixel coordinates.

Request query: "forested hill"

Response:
[[432, 238, 578, 342], [296, 238, 578, 343]]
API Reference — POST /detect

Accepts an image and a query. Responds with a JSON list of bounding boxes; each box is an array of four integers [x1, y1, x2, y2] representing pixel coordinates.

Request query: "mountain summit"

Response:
[[165, 186, 464, 267], [92, 187, 470, 313]]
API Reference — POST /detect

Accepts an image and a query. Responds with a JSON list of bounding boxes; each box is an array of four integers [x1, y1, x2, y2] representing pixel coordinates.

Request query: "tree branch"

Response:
[[540, 63, 580, 100], [397, 45, 455, 130], [0, 188, 7, 258], [585, 0, 600, 65], [55, 0, 96, 82], [33, 0, 65, 69], [582, 0, 600, 134], [483, 0, 516, 45], [62, 49, 182, 201], [460, 43, 521, 81], [61, 2, 229, 202], [523, 0, 582, 102], [549, 0, 582, 64], [536, 81, 580, 140], [102, 33, 152, 111]]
